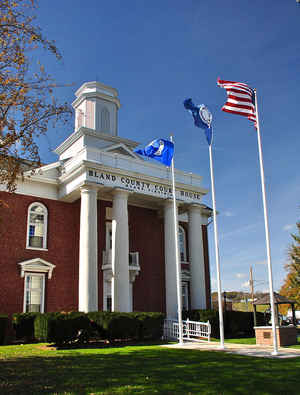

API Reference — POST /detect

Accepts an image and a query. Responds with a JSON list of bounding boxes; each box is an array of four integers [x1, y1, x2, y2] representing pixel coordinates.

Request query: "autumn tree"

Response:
[[280, 221, 300, 311], [0, 0, 72, 192]]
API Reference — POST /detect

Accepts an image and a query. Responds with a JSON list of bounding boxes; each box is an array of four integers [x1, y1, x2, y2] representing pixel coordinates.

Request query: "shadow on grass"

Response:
[[1, 346, 300, 394]]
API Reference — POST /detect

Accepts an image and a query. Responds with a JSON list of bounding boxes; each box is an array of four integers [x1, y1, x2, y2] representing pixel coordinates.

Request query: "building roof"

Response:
[[253, 292, 296, 305]]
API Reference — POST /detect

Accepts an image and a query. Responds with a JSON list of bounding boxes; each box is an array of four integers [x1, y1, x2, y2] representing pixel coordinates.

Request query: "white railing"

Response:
[[163, 318, 211, 343]]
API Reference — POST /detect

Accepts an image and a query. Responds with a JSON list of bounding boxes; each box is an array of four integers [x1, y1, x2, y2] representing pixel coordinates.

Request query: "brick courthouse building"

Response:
[[0, 81, 212, 317]]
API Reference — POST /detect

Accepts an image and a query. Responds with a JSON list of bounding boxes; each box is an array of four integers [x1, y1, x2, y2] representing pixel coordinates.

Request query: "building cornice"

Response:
[[54, 127, 140, 156], [59, 159, 208, 196]]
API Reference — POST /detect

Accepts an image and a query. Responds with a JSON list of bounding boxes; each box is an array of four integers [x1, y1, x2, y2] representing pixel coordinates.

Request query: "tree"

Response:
[[0, 0, 72, 192], [280, 221, 300, 312]]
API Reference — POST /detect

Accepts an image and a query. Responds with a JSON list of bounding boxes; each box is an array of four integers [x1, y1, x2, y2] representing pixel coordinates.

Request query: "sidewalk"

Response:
[[162, 341, 300, 358]]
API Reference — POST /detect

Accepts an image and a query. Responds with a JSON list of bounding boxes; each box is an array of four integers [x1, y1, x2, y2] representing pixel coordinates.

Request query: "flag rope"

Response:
[[170, 135, 184, 345], [254, 89, 278, 356], [208, 143, 225, 349]]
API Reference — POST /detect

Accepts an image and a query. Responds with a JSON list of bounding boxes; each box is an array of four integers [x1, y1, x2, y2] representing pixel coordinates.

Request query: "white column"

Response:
[[113, 189, 130, 312], [164, 200, 179, 318], [188, 204, 206, 309], [79, 185, 98, 312]]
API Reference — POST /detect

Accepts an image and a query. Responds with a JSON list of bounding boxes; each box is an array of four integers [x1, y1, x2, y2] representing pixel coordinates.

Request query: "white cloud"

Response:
[[220, 222, 259, 240], [283, 224, 294, 231], [242, 281, 250, 288], [236, 273, 246, 279]]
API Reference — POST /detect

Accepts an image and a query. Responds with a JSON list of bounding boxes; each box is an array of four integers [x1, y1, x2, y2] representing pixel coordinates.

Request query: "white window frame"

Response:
[[26, 202, 48, 250], [179, 225, 187, 263], [182, 282, 189, 311], [23, 273, 45, 313], [105, 221, 112, 251]]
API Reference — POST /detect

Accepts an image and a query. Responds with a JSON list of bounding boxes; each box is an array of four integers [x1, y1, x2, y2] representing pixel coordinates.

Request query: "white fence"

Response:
[[163, 319, 211, 342]]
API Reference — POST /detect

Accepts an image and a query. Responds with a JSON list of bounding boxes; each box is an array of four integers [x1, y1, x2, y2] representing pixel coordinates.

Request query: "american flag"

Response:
[[217, 79, 257, 128]]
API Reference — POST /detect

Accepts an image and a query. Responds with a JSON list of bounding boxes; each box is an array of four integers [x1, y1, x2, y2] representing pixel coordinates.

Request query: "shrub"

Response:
[[12, 313, 39, 340], [34, 312, 58, 342], [104, 313, 139, 341], [134, 312, 165, 340], [183, 309, 267, 339], [0, 315, 8, 345], [87, 311, 111, 339], [35, 312, 91, 345]]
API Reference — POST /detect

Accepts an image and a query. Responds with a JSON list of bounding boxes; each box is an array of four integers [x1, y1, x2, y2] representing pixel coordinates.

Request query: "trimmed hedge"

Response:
[[12, 313, 39, 340], [135, 312, 165, 340], [183, 309, 267, 338], [88, 311, 165, 341], [11, 311, 165, 345], [0, 315, 8, 345], [34, 312, 91, 345]]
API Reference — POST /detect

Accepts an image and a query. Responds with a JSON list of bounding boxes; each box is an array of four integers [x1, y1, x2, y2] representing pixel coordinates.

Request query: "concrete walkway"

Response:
[[162, 341, 300, 359]]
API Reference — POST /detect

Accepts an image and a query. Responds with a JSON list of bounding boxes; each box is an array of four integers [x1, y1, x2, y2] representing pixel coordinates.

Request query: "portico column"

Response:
[[113, 189, 130, 312], [164, 200, 179, 318], [188, 204, 206, 309], [79, 185, 98, 312]]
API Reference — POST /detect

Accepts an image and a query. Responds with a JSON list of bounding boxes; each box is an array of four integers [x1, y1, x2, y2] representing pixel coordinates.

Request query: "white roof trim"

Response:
[[102, 143, 142, 160], [18, 258, 56, 279]]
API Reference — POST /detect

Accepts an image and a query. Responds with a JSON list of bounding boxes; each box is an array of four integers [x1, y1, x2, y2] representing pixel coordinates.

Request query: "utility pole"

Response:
[[250, 266, 257, 326]]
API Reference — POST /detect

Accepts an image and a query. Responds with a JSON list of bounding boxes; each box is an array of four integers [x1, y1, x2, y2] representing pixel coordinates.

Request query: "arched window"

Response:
[[101, 107, 110, 132], [179, 225, 187, 262], [26, 203, 48, 250]]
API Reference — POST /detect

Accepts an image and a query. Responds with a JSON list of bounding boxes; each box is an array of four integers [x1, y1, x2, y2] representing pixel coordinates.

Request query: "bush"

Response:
[[0, 315, 8, 345], [104, 313, 139, 341], [87, 311, 111, 339], [35, 312, 91, 345], [182, 309, 266, 338], [88, 312, 165, 342], [134, 312, 165, 340], [34, 312, 58, 342], [12, 313, 39, 340]]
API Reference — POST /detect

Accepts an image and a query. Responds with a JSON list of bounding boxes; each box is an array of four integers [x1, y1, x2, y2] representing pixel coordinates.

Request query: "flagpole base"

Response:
[[271, 350, 279, 356]]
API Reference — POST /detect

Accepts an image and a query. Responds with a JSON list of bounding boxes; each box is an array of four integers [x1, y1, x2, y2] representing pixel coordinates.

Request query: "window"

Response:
[[179, 225, 187, 262], [106, 296, 112, 312], [182, 282, 189, 311], [101, 107, 110, 132], [26, 203, 48, 250], [24, 273, 45, 313], [106, 221, 112, 250]]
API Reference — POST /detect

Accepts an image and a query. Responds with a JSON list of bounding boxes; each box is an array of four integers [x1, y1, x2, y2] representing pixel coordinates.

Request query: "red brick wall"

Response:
[[128, 205, 165, 313], [0, 191, 80, 314], [0, 191, 208, 316]]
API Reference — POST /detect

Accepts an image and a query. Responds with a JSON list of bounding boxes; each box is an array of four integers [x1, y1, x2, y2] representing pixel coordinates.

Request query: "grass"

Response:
[[1, 342, 300, 394]]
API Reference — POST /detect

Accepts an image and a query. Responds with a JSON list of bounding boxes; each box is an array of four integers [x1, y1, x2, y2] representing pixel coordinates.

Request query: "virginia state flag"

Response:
[[134, 138, 174, 166], [184, 98, 213, 145]]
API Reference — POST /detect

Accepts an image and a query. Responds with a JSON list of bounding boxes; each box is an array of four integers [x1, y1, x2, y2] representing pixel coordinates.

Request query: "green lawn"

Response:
[[1, 343, 300, 394]]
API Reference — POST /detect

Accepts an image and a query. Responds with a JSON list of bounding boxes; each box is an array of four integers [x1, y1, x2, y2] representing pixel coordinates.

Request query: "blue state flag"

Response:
[[183, 98, 213, 145], [134, 138, 174, 166]]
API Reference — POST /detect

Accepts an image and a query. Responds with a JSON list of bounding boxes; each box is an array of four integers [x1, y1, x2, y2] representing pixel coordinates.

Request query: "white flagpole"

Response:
[[254, 90, 278, 356], [111, 219, 117, 311], [170, 135, 184, 345], [208, 143, 225, 349]]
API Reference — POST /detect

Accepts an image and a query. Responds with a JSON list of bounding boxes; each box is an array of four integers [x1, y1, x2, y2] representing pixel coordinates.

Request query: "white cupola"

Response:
[[72, 81, 121, 136]]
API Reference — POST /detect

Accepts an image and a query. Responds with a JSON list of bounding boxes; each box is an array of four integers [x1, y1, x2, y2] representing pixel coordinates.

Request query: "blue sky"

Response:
[[33, 0, 300, 293]]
